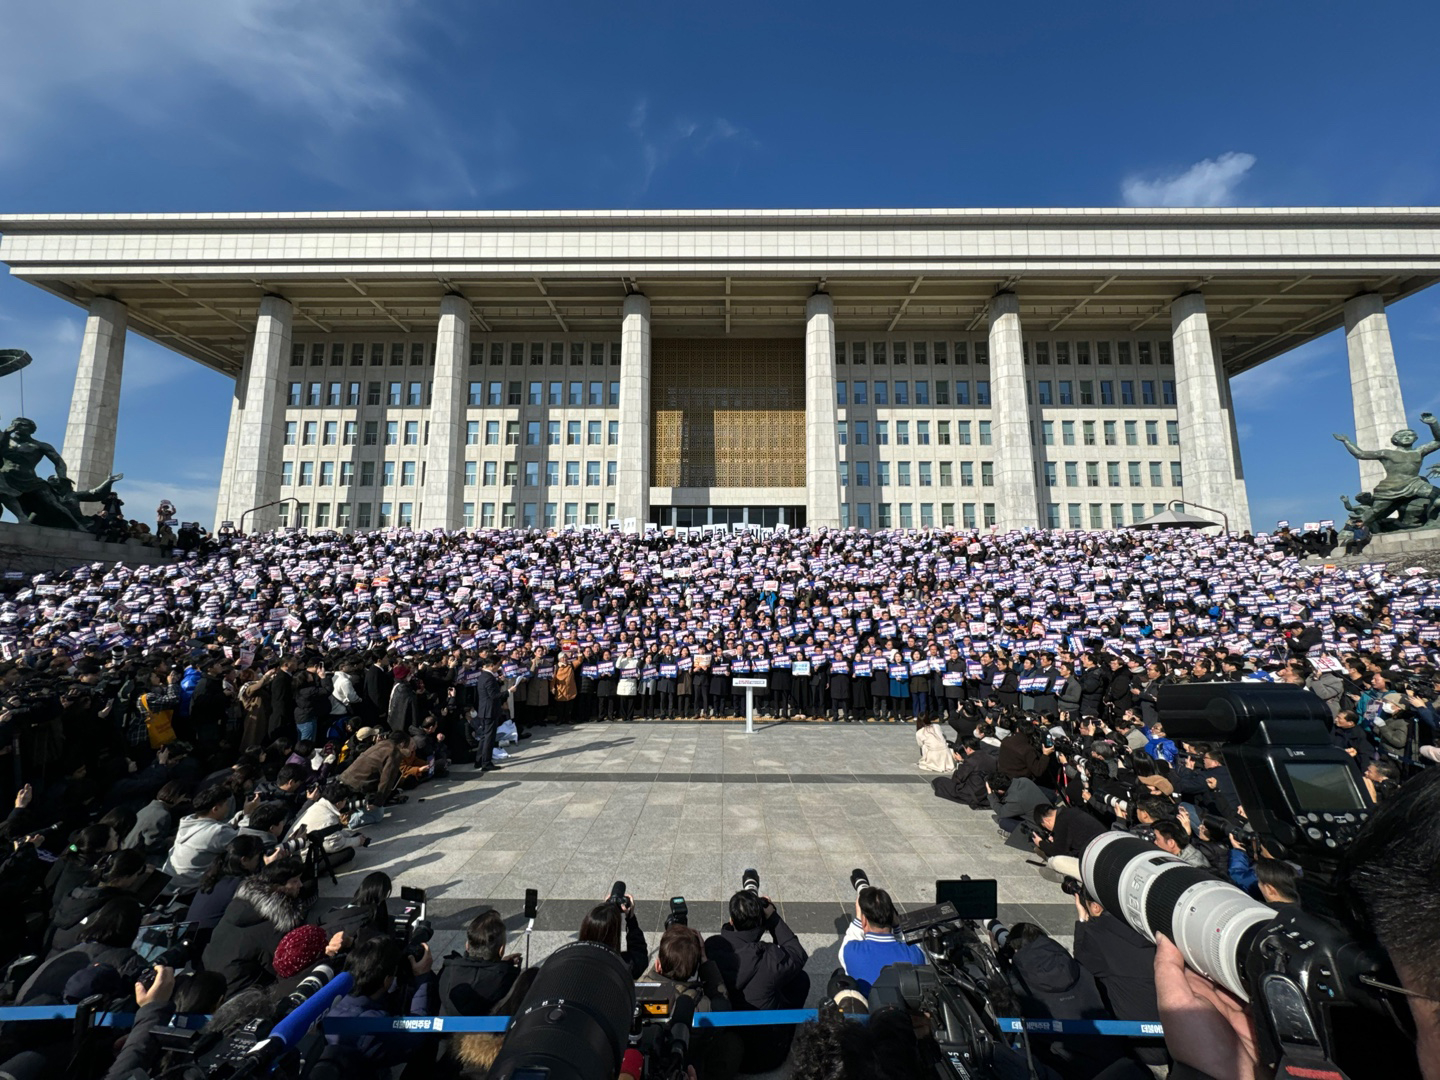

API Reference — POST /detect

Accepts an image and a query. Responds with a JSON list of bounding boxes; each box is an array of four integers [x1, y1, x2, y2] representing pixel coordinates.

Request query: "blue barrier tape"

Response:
[[999, 1018, 1166, 1038], [0, 1007, 207, 1029], [0, 1006, 1165, 1039]]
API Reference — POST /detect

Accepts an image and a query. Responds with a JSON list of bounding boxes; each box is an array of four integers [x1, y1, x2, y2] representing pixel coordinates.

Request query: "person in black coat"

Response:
[[437, 908, 519, 1016], [828, 664, 851, 722], [362, 654, 393, 727], [1031, 653, 1060, 718], [1005, 923, 1131, 1077], [996, 725, 1052, 783], [269, 659, 298, 741], [705, 889, 809, 1073], [292, 671, 329, 745], [1102, 656, 1134, 719], [201, 860, 308, 994], [470, 658, 507, 772], [1073, 889, 1166, 1066], [932, 738, 997, 808], [1033, 804, 1108, 861], [1077, 654, 1107, 718]]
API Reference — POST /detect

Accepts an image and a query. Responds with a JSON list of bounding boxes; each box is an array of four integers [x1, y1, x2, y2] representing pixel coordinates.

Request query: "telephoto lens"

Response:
[[742, 869, 760, 894], [608, 880, 627, 908], [851, 868, 871, 894], [985, 920, 1011, 948], [1080, 832, 1274, 1001]]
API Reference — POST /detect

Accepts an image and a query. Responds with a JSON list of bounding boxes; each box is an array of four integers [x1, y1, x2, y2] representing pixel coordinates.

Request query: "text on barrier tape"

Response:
[[0, 1007, 1164, 1038]]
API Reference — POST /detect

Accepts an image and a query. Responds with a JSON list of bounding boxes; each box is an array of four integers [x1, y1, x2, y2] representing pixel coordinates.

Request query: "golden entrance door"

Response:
[[651, 339, 806, 488]]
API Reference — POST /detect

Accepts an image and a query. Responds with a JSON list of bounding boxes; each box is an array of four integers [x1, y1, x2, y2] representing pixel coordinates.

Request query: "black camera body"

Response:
[[1159, 682, 1370, 915], [1085, 682, 1418, 1080], [869, 963, 1001, 1079], [391, 885, 432, 960]]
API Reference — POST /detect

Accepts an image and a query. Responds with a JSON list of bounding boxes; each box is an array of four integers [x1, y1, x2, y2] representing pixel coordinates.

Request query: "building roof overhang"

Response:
[[2, 207, 1436, 378]]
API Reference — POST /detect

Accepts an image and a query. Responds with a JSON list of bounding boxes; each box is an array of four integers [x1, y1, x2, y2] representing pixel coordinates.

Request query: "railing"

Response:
[[0, 1004, 1164, 1037]]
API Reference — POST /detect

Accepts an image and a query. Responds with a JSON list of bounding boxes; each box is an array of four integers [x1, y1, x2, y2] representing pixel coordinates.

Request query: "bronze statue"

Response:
[[1332, 413, 1440, 532], [0, 417, 90, 528]]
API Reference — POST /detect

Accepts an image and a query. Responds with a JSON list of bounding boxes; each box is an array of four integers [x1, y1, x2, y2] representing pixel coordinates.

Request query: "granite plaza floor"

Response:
[[319, 720, 1075, 997]]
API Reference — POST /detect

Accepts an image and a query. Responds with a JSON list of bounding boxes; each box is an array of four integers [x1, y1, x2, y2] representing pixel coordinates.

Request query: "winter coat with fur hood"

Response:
[[201, 875, 308, 993]]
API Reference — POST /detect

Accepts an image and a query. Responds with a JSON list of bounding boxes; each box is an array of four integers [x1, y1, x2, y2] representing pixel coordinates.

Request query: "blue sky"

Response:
[[1, 0, 1437, 530]]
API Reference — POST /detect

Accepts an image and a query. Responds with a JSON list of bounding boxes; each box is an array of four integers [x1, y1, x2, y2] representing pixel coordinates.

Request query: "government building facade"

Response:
[[2, 208, 1437, 533]]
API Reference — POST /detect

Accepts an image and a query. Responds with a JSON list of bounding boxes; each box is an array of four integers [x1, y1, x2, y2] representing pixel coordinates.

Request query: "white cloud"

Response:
[[0, 1, 496, 200], [628, 97, 752, 196], [1122, 152, 1257, 207], [0, 2, 406, 146]]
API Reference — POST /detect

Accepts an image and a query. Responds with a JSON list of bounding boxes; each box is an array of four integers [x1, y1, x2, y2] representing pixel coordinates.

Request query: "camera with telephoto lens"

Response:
[[664, 895, 688, 929], [741, 868, 760, 894], [150, 963, 341, 1076], [608, 879, 633, 914], [1077, 682, 1419, 1080], [391, 885, 432, 961], [850, 868, 870, 894]]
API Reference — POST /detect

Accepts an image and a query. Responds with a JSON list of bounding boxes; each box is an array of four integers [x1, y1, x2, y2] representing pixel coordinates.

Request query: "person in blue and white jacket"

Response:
[[838, 885, 925, 995]]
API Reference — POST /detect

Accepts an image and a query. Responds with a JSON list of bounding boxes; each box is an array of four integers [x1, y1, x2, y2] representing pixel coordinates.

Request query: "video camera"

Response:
[[862, 876, 1012, 1080], [391, 885, 432, 961], [1082, 683, 1420, 1079], [150, 963, 349, 1078]]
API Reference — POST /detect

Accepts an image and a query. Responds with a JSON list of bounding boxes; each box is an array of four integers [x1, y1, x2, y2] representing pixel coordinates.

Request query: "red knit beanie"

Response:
[[273, 924, 329, 978]]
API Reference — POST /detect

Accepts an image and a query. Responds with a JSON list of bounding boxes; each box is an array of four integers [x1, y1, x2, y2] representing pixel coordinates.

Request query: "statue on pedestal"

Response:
[[1332, 412, 1440, 535], [0, 349, 130, 533]]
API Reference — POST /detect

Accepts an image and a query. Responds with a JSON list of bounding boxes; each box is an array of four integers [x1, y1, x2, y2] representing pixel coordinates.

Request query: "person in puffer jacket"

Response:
[[162, 783, 258, 889], [201, 858, 308, 993], [1004, 922, 1132, 1077]]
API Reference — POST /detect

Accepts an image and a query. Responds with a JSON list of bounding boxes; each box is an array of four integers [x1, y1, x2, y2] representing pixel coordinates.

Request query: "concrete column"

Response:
[[227, 296, 293, 532], [1210, 343, 1252, 532], [615, 293, 651, 530], [214, 384, 244, 528], [61, 297, 127, 490], [804, 293, 842, 530], [1344, 293, 1408, 492], [1171, 292, 1242, 529], [986, 292, 1039, 529], [419, 294, 470, 530]]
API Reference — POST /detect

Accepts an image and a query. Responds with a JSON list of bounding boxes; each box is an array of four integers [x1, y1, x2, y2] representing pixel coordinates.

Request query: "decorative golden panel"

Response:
[[652, 339, 806, 488]]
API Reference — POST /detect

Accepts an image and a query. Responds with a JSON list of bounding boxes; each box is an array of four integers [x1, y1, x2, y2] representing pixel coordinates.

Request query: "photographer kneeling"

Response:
[[640, 923, 743, 1080], [838, 876, 924, 995], [706, 873, 810, 1073], [320, 934, 438, 1075]]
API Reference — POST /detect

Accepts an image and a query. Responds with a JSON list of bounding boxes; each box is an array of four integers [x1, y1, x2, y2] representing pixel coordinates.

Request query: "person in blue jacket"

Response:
[[1143, 719, 1178, 764], [838, 884, 924, 995]]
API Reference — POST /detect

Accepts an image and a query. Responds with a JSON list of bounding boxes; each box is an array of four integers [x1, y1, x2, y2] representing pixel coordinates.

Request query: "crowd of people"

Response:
[[0, 521, 1437, 1078]]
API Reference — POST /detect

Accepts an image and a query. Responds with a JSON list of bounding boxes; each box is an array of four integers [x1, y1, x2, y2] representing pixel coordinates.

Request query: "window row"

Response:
[[276, 500, 618, 531], [289, 341, 623, 368], [290, 342, 436, 368], [1040, 461, 1184, 488], [465, 419, 620, 447], [833, 339, 1173, 367], [840, 502, 997, 529], [840, 461, 995, 488], [285, 379, 621, 409], [834, 378, 1176, 408], [1045, 503, 1177, 529], [283, 418, 622, 448], [466, 381, 619, 408], [280, 459, 619, 488], [1039, 419, 1181, 447]]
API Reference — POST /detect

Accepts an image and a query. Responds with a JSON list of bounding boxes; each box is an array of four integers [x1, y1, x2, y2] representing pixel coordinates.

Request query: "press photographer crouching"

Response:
[[705, 870, 810, 1073], [838, 870, 924, 994], [636, 923, 743, 1080]]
